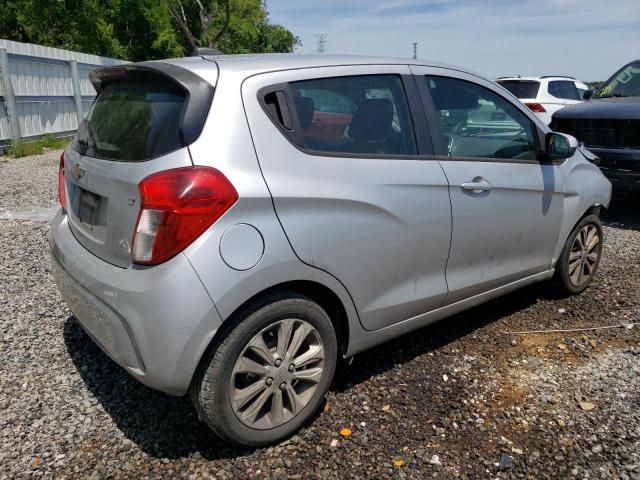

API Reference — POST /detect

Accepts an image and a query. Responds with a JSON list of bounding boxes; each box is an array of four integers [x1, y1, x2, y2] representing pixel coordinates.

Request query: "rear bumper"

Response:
[[589, 147, 640, 191], [49, 211, 223, 395]]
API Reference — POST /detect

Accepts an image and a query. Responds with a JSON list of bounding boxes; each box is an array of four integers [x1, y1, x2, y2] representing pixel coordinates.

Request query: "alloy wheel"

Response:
[[230, 319, 325, 429], [568, 224, 600, 287]]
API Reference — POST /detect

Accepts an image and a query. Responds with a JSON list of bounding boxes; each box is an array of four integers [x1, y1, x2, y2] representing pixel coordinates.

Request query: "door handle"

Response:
[[461, 177, 492, 193]]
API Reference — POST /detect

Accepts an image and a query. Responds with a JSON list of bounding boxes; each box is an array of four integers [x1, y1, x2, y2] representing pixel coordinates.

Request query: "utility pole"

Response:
[[315, 33, 327, 54], [412, 42, 418, 60]]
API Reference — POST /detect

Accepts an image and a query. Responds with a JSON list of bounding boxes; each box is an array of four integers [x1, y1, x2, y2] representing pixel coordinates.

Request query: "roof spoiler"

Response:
[[540, 75, 576, 79]]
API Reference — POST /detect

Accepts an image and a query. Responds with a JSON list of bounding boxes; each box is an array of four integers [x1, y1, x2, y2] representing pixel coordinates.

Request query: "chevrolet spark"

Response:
[[50, 54, 611, 446]]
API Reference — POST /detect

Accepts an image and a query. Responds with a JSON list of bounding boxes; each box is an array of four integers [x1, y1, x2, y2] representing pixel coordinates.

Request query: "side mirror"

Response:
[[545, 132, 578, 160], [583, 89, 594, 100]]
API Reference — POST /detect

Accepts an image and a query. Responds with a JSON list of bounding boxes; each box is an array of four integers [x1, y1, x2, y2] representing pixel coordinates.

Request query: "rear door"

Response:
[[62, 64, 214, 267], [412, 66, 564, 303], [243, 65, 452, 331]]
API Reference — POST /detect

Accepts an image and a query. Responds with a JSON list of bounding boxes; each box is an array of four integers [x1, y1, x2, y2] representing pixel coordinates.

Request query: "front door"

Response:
[[411, 67, 564, 303]]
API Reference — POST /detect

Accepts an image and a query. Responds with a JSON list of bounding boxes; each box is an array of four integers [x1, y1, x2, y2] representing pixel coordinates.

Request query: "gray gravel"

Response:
[[0, 150, 59, 212], [1, 150, 639, 479]]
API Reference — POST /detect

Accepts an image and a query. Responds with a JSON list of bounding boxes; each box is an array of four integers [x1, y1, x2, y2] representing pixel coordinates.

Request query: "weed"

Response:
[[6, 135, 70, 158]]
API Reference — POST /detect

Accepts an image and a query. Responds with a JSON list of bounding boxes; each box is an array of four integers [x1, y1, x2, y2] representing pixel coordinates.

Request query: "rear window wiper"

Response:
[[76, 120, 96, 147]]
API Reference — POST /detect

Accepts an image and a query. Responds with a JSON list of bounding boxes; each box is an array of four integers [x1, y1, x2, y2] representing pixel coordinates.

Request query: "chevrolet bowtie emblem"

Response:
[[72, 162, 85, 179]]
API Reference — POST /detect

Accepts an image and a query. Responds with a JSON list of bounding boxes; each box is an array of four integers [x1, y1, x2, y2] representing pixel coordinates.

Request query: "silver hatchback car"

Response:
[[50, 54, 611, 446]]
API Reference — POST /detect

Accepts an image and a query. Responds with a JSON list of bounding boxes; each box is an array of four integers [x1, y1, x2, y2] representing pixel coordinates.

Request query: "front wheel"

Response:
[[190, 293, 337, 447], [554, 214, 603, 295]]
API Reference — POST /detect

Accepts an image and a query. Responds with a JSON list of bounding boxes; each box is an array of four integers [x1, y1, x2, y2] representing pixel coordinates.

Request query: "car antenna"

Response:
[[192, 47, 224, 56]]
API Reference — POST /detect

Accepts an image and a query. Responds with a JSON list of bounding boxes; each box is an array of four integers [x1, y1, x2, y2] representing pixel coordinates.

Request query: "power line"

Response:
[[315, 33, 328, 54], [412, 42, 418, 60]]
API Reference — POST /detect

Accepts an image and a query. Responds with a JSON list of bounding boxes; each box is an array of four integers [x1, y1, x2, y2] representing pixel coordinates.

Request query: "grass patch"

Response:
[[6, 135, 70, 158]]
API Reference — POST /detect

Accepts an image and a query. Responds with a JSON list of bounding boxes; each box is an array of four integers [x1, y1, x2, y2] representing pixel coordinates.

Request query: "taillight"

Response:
[[132, 166, 238, 265], [58, 152, 67, 212], [525, 102, 546, 113]]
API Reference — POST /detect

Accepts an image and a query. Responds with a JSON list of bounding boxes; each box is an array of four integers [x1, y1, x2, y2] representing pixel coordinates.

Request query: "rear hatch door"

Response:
[[62, 63, 214, 268]]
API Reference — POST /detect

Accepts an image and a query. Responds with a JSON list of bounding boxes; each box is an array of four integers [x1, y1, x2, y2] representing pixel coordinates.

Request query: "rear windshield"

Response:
[[73, 79, 186, 161], [497, 80, 540, 99]]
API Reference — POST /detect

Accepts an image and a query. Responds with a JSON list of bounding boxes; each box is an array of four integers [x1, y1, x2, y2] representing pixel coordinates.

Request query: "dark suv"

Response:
[[551, 60, 640, 193]]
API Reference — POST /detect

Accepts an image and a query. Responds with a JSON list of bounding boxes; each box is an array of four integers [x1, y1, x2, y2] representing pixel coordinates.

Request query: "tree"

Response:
[[168, 0, 300, 54], [168, 0, 231, 52], [0, 0, 299, 61]]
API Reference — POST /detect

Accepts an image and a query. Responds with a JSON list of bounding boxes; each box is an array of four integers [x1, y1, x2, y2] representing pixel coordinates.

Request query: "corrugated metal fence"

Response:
[[0, 39, 125, 145]]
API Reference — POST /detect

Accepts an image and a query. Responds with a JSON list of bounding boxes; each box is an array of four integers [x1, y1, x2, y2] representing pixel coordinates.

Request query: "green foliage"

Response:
[[213, 0, 301, 54], [6, 140, 43, 158], [6, 135, 70, 158], [39, 134, 69, 150], [0, 0, 299, 61]]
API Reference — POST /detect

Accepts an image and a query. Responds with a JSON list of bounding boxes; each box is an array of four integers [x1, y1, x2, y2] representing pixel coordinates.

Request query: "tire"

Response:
[[554, 214, 603, 295], [190, 292, 337, 447]]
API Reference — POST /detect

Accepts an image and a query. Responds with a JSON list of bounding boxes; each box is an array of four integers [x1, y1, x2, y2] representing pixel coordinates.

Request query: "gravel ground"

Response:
[[1, 150, 639, 479], [0, 150, 59, 212]]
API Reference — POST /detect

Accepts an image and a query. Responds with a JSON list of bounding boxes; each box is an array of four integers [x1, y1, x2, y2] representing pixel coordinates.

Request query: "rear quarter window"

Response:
[[74, 79, 186, 161], [548, 81, 580, 101]]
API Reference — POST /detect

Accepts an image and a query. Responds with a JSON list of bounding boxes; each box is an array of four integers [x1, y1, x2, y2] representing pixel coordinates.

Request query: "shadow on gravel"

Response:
[[603, 198, 640, 231], [331, 283, 547, 392], [63, 317, 251, 461], [64, 283, 551, 459]]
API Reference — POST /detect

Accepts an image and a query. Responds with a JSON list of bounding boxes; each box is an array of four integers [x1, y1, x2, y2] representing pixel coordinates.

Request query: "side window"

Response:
[[296, 88, 355, 114], [548, 81, 580, 101], [288, 75, 417, 156], [576, 86, 587, 99], [426, 76, 538, 161]]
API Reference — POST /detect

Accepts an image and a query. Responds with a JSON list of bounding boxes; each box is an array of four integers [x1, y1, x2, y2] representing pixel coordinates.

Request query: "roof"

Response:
[[162, 53, 486, 81], [497, 76, 580, 82], [207, 53, 458, 71]]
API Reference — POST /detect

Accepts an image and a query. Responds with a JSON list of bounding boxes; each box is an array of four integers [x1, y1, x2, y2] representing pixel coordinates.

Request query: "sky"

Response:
[[267, 0, 640, 82]]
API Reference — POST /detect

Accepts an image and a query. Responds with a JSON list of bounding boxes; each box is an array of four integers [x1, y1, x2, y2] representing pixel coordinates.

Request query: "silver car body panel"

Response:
[[63, 147, 193, 268], [181, 62, 361, 331], [410, 66, 565, 303], [241, 65, 452, 331], [49, 211, 223, 395], [49, 54, 612, 395], [552, 151, 612, 258]]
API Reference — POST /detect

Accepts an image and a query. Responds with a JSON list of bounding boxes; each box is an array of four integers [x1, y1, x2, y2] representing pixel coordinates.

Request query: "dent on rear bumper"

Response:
[[49, 211, 223, 395]]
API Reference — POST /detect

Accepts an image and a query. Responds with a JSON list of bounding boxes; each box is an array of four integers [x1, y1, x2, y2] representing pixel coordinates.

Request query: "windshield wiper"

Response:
[[598, 93, 630, 98]]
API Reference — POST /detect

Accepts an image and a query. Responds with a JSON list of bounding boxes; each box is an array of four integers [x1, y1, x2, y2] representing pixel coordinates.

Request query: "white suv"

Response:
[[497, 76, 589, 125]]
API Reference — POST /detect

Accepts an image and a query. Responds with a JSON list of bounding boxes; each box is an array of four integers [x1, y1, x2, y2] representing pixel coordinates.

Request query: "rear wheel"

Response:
[[190, 293, 337, 447], [554, 214, 603, 295]]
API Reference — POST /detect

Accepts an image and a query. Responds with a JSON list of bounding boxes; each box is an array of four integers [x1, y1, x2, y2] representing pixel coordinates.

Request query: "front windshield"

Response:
[[597, 61, 640, 98]]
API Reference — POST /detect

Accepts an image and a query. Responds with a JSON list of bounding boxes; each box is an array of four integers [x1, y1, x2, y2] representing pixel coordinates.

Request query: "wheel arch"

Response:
[[554, 200, 605, 264], [188, 280, 352, 391]]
